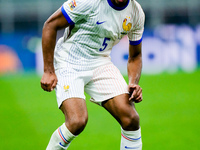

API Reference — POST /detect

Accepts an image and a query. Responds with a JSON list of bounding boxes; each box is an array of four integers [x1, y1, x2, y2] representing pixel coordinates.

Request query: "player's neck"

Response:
[[110, 0, 128, 7]]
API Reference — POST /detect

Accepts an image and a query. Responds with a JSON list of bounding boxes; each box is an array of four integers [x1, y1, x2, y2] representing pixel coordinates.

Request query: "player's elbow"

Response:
[[43, 19, 59, 33]]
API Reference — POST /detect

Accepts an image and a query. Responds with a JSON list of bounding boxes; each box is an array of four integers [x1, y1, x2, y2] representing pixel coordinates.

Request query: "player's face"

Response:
[[111, 0, 128, 6]]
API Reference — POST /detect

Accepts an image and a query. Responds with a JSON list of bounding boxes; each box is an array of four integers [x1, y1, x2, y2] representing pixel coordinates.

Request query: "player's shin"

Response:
[[46, 123, 76, 150], [120, 128, 142, 150]]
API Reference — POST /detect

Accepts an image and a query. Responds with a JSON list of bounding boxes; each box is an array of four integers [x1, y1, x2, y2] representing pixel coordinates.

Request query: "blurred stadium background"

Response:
[[0, 0, 200, 149]]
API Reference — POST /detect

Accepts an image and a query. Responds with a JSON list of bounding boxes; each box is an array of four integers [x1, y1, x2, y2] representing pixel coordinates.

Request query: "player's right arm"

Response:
[[40, 7, 70, 92]]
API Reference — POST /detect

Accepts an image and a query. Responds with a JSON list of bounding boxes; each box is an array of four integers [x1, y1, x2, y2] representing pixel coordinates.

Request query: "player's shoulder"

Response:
[[76, 0, 100, 10], [64, 0, 98, 14], [75, 0, 98, 5], [68, 0, 96, 8], [131, 0, 144, 16]]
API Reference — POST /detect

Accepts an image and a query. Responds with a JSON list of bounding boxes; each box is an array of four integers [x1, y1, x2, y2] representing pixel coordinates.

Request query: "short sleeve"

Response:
[[61, 0, 93, 25], [128, 4, 145, 45]]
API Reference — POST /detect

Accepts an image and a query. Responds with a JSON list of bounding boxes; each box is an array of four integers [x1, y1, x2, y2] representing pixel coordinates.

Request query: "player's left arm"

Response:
[[127, 42, 143, 103]]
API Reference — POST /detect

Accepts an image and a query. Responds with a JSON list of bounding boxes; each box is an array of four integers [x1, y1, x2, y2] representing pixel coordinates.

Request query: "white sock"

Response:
[[46, 123, 76, 150], [120, 128, 142, 150]]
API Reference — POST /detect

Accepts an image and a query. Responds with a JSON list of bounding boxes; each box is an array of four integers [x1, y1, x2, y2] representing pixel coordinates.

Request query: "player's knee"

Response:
[[67, 116, 88, 135], [121, 113, 140, 131], [74, 117, 88, 131]]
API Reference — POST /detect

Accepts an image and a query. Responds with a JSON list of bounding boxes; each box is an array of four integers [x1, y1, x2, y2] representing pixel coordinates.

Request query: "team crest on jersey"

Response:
[[64, 85, 70, 92], [68, 0, 77, 11], [121, 16, 132, 35]]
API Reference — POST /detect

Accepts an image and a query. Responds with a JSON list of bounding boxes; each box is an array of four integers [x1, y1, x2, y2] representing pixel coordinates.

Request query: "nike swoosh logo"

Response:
[[125, 146, 139, 149], [59, 142, 68, 148], [96, 21, 106, 25]]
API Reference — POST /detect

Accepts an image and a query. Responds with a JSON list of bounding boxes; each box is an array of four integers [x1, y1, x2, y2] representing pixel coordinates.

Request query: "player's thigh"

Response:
[[60, 98, 88, 121], [102, 94, 139, 127], [55, 68, 86, 108]]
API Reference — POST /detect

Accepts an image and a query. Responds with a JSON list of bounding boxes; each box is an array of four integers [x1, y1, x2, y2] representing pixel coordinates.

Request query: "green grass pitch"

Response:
[[0, 70, 200, 150]]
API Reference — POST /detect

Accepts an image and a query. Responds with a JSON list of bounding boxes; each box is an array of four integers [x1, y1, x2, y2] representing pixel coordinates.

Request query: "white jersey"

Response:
[[54, 0, 145, 71]]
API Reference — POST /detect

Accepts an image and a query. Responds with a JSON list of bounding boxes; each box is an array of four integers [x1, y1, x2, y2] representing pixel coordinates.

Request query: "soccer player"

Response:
[[40, 0, 145, 149]]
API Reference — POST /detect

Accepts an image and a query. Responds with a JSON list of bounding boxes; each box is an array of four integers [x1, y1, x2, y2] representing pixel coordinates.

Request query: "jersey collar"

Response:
[[107, 0, 130, 11]]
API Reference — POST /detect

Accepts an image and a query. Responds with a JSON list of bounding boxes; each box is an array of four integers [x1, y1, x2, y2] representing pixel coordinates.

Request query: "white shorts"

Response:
[[55, 63, 129, 108]]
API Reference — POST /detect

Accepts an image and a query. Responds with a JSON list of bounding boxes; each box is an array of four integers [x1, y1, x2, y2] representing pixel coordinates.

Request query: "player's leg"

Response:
[[60, 98, 88, 135], [46, 67, 88, 150], [85, 63, 142, 149], [102, 94, 142, 150], [46, 98, 88, 150]]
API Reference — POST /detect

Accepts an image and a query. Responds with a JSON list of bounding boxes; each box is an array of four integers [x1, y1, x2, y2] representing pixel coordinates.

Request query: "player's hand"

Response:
[[128, 84, 142, 103], [40, 72, 58, 92]]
